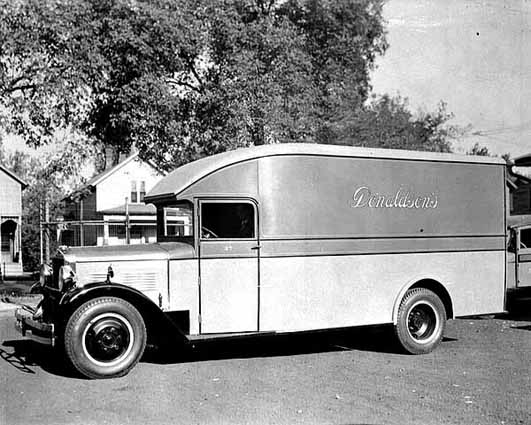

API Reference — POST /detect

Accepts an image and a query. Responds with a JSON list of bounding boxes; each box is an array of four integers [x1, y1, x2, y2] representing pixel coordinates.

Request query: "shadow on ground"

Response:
[[143, 325, 458, 366], [1, 339, 79, 378], [0, 279, 35, 297], [2, 325, 461, 378], [498, 301, 531, 322], [494, 297, 531, 331]]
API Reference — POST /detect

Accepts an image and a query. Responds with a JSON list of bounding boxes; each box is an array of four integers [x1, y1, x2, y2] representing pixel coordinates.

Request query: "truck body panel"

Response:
[[17, 144, 508, 376]]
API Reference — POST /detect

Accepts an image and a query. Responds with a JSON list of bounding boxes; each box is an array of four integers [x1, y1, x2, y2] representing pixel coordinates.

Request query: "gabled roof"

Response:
[[0, 164, 27, 189], [85, 153, 139, 187], [65, 153, 163, 201], [145, 143, 506, 202]]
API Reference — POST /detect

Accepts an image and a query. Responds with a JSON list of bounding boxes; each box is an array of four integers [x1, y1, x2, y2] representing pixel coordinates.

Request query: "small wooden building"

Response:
[[0, 164, 26, 276]]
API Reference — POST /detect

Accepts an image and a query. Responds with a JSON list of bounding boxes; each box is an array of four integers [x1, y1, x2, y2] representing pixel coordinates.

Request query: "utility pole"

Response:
[[45, 199, 50, 263], [39, 202, 44, 264], [79, 199, 84, 247], [125, 197, 130, 244]]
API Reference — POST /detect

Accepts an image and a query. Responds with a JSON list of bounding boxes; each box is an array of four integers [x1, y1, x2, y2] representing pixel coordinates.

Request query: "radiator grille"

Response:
[[79, 261, 165, 293]]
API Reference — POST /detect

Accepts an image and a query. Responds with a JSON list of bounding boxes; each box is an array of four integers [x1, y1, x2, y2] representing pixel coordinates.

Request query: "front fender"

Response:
[[59, 282, 190, 346]]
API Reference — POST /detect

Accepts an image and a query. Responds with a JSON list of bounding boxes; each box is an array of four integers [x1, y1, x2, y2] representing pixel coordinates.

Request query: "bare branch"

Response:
[[166, 76, 202, 93], [184, 56, 204, 92]]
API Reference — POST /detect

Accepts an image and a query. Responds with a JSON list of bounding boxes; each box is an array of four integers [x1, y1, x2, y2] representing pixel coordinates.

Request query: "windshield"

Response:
[[157, 202, 193, 241]]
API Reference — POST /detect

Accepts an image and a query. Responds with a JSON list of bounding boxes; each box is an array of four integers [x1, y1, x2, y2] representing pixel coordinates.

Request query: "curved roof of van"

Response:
[[145, 143, 506, 202]]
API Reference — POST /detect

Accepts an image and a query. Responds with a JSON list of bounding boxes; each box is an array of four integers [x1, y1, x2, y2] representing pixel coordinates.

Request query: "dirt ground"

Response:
[[0, 305, 530, 425]]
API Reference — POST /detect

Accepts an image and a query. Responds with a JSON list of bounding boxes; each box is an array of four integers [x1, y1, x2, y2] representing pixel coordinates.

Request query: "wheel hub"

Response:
[[85, 317, 130, 363], [97, 327, 123, 351], [408, 304, 436, 340]]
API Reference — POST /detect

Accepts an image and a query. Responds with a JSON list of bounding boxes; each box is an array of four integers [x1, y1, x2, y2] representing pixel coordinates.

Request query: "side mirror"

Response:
[[506, 229, 516, 253]]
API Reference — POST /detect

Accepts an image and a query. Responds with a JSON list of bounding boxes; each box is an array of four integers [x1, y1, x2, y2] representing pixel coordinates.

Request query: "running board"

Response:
[[189, 331, 276, 342]]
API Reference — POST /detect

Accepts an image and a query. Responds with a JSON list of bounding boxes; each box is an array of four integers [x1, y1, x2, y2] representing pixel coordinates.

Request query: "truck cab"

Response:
[[506, 224, 531, 291]]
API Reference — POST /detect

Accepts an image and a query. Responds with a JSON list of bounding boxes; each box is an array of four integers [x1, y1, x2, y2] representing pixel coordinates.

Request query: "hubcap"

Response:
[[83, 313, 134, 365], [407, 303, 437, 341]]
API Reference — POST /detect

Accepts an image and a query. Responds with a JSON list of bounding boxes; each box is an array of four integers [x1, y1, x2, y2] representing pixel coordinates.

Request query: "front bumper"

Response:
[[15, 308, 56, 347]]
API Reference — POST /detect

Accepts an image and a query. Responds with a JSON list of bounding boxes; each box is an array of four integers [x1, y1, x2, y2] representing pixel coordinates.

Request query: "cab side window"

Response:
[[520, 228, 531, 249], [201, 202, 255, 239]]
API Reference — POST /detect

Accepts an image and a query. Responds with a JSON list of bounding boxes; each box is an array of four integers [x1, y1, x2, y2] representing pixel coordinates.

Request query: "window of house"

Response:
[[162, 204, 193, 237], [130, 180, 146, 204], [130, 181, 138, 203], [200, 202, 255, 239], [139, 181, 146, 202]]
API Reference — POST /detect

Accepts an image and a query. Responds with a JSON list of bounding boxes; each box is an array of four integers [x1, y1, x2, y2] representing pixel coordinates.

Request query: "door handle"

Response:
[[251, 245, 261, 250]]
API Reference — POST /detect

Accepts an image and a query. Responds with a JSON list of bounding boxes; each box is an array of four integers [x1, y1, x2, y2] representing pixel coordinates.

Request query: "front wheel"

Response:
[[394, 288, 446, 354], [64, 297, 147, 379]]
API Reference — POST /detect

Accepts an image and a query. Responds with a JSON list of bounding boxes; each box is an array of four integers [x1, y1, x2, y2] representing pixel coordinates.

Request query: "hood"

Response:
[[58, 242, 195, 264]]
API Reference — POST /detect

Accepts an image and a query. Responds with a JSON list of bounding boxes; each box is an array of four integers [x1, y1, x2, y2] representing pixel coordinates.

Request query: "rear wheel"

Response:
[[394, 288, 446, 354], [64, 297, 146, 379]]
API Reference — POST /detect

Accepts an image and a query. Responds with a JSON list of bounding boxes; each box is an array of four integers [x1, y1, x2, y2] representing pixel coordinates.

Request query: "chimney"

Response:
[[104, 147, 116, 170]]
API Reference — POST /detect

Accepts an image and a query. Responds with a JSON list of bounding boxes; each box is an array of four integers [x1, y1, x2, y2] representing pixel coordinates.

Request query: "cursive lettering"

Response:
[[351, 186, 439, 209]]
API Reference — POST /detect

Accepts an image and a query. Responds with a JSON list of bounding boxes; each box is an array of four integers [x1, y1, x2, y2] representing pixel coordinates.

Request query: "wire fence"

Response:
[[41, 220, 157, 262]]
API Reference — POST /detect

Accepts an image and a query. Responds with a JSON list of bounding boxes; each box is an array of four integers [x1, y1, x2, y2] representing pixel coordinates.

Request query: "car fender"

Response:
[[392, 275, 454, 325], [59, 282, 190, 346]]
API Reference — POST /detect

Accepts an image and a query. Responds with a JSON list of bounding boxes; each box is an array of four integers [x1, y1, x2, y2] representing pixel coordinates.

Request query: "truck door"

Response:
[[198, 199, 259, 333], [516, 225, 531, 287]]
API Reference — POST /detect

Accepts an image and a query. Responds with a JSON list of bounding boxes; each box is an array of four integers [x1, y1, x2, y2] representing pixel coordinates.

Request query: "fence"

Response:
[[41, 220, 157, 263]]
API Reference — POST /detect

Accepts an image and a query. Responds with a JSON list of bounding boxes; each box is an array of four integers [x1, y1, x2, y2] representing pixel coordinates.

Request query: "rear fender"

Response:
[[392, 276, 454, 324]]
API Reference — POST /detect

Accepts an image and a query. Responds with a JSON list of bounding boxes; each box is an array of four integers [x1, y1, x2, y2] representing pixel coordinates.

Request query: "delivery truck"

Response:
[[15, 143, 507, 379]]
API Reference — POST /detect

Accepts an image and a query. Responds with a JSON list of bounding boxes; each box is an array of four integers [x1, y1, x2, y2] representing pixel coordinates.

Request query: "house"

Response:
[[0, 164, 26, 276], [61, 152, 165, 246]]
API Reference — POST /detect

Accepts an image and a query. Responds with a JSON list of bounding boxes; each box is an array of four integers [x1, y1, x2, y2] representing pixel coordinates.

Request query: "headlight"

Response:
[[58, 265, 77, 292], [39, 264, 53, 286]]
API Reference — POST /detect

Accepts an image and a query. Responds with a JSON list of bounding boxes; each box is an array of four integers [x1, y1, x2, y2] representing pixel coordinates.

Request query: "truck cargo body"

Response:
[[147, 144, 507, 335]]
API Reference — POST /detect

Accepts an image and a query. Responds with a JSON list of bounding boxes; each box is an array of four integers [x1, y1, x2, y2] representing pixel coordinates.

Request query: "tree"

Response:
[[279, 0, 388, 142], [1, 0, 472, 169], [0, 0, 100, 146], [467, 143, 490, 157], [0, 135, 95, 271], [93, 0, 391, 169], [0, 0, 473, 267], [1, 0, 391, 171], [334, 94, 458, 153]]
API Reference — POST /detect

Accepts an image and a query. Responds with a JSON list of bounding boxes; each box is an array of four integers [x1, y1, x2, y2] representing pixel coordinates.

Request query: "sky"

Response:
[[4, 0, 530, 162], [371, 0, 531, 158]]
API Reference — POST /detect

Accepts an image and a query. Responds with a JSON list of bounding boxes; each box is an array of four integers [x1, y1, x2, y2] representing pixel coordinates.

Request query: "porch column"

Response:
[[18, 215, 22, 269], [13, 217, 19, 261], [103, 219, 109, 246], [0, 217, 3, 273]]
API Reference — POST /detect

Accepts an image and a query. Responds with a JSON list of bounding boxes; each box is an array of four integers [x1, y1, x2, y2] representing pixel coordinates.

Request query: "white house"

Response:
[[0, 164, 26, 275], [62, 152, 165, 246]]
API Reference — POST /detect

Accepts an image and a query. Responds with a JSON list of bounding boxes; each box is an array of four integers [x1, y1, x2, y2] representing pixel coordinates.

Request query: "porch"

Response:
[[1, 216, 23, 277]]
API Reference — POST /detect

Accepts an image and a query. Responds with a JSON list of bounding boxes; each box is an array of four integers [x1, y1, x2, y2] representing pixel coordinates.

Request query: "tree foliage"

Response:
[[467, 142, 490, 157], [0, 135, 95, 270], [1, 0, 394, 171], [335, 95, 458, 153], [0, 0, 465, 171], [0, 0, 472, 267]]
